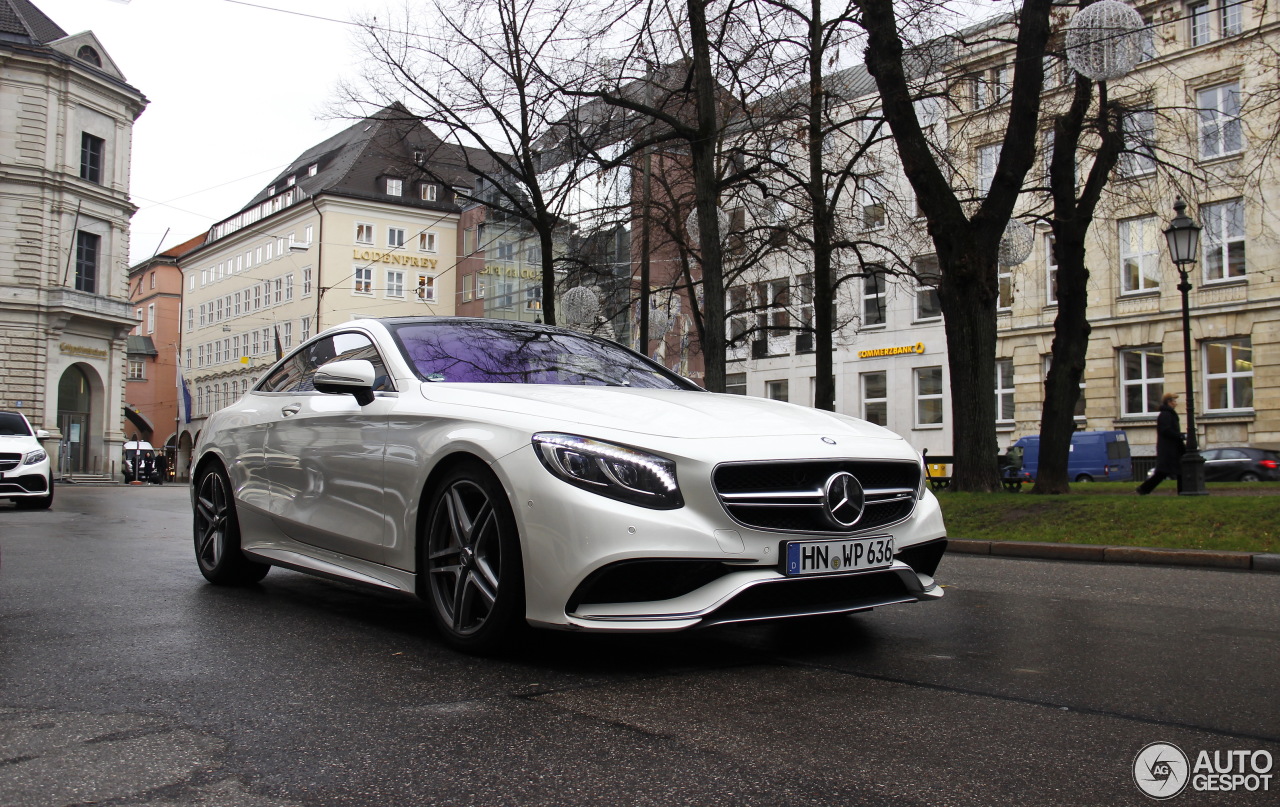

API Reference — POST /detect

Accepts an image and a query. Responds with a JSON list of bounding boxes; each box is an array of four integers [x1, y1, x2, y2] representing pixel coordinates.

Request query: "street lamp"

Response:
[[1162, 198, 1207, 496]]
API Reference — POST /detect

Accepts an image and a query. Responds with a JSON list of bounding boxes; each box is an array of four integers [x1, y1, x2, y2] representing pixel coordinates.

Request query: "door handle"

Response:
[[281, 403, 302, 417]]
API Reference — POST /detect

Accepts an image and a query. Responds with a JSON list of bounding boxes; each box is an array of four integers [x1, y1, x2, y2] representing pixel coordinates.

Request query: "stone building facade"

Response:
[[0, 0, 146, 478]]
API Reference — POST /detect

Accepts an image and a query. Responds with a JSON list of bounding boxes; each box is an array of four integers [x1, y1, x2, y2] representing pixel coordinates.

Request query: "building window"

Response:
[[80, 133, 104, 184], [233, 292, 242, 317], [1119, 215, 1161, 294], [302, 267, 313, 297], [415, 274, 437, 302], [149, 271, 156, 290], [995, 358, 1014, 422], [185, 348, 191, 370], [251, 330, 260, 356], [386, 178, 403, 196], [977, 143, 1000, 194], [1138, 16, 1157, 61], [1204, 338, 1252, 411], [1201, 198, 1246, 281], [766, 380, 789, 402], [387, 270, 405, 298], [388, 228, 406, 248], [134, 308, 143, 334], [915, 366, 944, 426], [232, 335, 241, 362], [356, 224, 374, 245], [266, 241, 274, 261], [1198, 82, 1242, 159], [728, 285, 749, 343], [273, 278, 282, 304], [997, 263, 1013, 311], [1045, 235, 1058, 305], [285, 274, 295, 301], [189, 274, 196, 292], [525, 285, 543, 311], [914, 255, 942, 321], [76, 44, 102, 66], [1189, 2, 1210, 45], [755, 279, 790, 343], [301, 317, 310, 342], [282, 322, 292, 349], [305, 225, 314, 244], [1122, 347, 1164, 415], [187, 307, 194, 331], [74, 232, 100, 293], [307, 164, 318, 177], [128, 360, 145, 380], [354, 266, 373, 295], [253, 285, 262, 310], [1121, 108, 1156, 177], [422, 183, 438, 201], [1220, 0, 1242, 37], [862, 372, 887, 426], [857, 176, 886, 230], [147, 303, 156, 333], [862, 267, 886, 327], [726, 373, 747, 396], [419, 231, 437, 252]]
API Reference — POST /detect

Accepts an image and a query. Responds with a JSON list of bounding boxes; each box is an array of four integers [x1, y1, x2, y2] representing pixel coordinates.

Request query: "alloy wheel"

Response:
[[427, 479, 504, 637]]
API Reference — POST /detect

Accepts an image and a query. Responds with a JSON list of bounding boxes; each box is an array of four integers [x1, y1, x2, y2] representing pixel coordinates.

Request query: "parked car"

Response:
[[1201, 447, 1280, 482], [1010, 430, 1133, 483], [192, 317, 948, 652], [123, 440, 161, 483], [0, 410, 53, 509]]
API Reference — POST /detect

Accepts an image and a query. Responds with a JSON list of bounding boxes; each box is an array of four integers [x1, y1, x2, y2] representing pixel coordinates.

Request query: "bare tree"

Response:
[[345, 0, 626, 326]]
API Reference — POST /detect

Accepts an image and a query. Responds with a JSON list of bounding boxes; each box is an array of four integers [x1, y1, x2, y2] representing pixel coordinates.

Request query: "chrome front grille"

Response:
[[713, 459, 920, 535], [0, 453, 20, 472]]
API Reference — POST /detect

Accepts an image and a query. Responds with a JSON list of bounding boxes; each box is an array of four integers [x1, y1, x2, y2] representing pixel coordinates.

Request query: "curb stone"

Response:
[[947, 538, 1275, 572]]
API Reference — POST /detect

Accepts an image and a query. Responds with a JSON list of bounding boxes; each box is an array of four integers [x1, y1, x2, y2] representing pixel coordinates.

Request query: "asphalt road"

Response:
[[1, 485, 1277, 807]]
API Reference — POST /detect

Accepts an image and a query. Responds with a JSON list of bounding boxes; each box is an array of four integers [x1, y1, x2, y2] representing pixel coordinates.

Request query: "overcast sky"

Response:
[[37, 0, 377, 264]]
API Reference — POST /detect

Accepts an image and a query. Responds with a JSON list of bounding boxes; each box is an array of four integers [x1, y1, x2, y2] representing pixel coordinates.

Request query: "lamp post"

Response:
[[1162, 198, 1208, 496]]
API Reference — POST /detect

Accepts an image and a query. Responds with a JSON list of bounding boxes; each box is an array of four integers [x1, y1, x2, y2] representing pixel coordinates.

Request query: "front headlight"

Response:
[[532, 433, 683, 509], [23, 449, 47, 465]]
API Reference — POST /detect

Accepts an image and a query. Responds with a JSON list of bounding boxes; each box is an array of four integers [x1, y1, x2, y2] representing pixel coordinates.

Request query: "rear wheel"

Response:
[[422, 461, 525, 654], [193, 463, 269, 584], [1074, 474, 1094, 483], [1240, 471, 1260, 482]]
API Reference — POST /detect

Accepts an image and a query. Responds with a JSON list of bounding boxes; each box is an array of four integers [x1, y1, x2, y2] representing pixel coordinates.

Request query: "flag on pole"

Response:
[[274, 326, 284, 360]]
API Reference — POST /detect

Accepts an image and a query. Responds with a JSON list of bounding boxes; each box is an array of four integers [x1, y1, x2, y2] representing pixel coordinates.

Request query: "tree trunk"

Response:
[[1034, 227, 1090, 493], [688, 0, 726, 392], [809, 0, 835, 411]]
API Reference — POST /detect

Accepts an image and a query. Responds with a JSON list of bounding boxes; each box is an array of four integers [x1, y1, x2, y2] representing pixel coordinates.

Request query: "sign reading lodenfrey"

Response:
[[59, 343, 108, 359], [351, 250, 438, 269]]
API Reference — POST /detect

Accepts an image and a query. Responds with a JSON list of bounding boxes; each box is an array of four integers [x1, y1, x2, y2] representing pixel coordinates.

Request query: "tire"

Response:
[[422, 461, 525, 653], [1240, 471, 1260, 482], [193, 463, 269, 585], [1074, 474, 1094, 483], [14, 481, 53, 510]]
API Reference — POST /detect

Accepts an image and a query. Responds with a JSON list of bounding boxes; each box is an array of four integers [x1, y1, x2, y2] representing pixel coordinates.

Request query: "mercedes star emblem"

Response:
[[822, 471, 865, 529]]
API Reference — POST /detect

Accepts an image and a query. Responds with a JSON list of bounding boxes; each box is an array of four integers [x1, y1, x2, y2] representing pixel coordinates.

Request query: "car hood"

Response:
[[420, 383, 901, 441]]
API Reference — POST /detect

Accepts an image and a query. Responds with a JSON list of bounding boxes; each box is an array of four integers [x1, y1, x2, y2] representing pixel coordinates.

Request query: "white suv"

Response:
[[0, 411, 54, 510]]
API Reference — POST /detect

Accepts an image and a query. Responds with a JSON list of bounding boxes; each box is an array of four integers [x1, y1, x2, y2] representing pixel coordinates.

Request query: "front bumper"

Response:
[[492, 443, 947, 632], [0, 463, 51, 498]]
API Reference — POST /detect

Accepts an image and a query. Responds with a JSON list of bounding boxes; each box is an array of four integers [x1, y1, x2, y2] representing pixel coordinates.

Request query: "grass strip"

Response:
[[934, 482, 1280, 554]]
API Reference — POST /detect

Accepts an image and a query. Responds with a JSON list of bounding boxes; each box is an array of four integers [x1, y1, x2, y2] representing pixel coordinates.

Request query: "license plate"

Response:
[[784, 536, 895, 576]]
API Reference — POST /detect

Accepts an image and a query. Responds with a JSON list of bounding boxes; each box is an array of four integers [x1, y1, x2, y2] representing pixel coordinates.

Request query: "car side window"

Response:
[[257, 333, 392, 394], [330, 332, 394, 392], [1220, 449, 1248, 460]]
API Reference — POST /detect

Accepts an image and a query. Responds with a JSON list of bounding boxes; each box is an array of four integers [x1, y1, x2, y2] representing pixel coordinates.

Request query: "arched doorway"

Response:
[[58, 365, 93, 475]]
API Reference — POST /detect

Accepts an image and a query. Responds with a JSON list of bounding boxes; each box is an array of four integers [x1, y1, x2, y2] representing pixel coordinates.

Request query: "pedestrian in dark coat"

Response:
[[1136, 392, 1186, 494]]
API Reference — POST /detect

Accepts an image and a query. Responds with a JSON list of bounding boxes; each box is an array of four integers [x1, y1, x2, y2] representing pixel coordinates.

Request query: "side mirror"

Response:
[[314, 359, 377, 406], [36, 429, 50, 439]]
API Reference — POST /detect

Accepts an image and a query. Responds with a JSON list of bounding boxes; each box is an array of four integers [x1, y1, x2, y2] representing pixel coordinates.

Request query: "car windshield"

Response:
[[389, 321, 696, 390], [0, 413, 33, 436]]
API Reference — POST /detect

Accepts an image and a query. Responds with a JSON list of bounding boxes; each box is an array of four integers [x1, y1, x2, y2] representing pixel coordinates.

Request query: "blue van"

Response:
[[1009, 430, 1133, 483]]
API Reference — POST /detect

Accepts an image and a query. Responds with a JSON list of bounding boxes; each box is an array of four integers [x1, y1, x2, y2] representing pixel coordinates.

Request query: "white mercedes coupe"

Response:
[[192, 317, 946, 652]]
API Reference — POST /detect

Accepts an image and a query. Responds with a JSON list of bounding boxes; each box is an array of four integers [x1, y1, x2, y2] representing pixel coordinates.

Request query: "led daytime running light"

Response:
[[533, 433, 682, 509]]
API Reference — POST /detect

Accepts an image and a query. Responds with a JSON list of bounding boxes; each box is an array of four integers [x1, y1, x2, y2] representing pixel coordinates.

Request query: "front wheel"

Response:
[[15, 483, 53, 510], [422, 461, 525, 654], [193, 463, 269, 585], [1074, 474, 1094, 483], [1240, 471, 1260, 482]]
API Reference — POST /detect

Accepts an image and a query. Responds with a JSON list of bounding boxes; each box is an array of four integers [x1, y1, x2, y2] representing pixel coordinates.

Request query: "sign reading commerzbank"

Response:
[[352, 249, 439, 269], [858, 342, 926, 359]]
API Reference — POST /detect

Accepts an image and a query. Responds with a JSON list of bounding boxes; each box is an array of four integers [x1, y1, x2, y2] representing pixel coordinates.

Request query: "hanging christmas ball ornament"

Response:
[[998, 219, 1035, 267], [1064, 1, 1145, 82], [561, 286, 600, 326], [684, 207, 732, 245]]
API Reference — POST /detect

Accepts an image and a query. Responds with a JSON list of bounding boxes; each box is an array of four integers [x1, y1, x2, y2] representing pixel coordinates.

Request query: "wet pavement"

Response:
[[1, 485, 1277, 806]]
